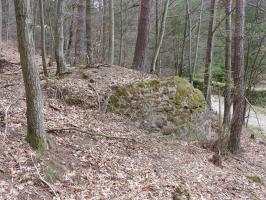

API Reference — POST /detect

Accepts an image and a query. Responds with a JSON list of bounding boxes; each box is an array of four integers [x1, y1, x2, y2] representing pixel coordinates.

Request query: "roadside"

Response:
[[212, 95, 266, 135]]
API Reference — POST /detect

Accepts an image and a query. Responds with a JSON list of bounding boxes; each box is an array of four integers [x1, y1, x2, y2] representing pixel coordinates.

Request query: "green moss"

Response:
[[115, 86, 129, 97], [148, 80, 160, 89], [247, 176, 262, 183], [109, 95, 119, 107], [65, 96, 83, 106], [183, 189, 190, 199], [26, 130, 48, 154]]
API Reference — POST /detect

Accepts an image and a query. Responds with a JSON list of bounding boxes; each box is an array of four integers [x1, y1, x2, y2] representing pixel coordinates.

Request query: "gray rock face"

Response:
[[108, 76, 210, 141]]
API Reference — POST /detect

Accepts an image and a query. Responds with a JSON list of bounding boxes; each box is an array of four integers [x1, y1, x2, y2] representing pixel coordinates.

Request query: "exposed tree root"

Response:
[[47, 127, 132, 140]]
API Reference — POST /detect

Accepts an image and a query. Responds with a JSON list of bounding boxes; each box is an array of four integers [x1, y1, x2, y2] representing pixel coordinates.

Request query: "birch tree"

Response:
[[151, 0, 170, 73]]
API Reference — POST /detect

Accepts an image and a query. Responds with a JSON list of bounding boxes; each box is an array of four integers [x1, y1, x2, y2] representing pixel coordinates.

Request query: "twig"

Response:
[[47, 127, 131, 140], [30, 153, 59, 198], [244, 96, 263, 134], [87, 83, 101, 110], [3, 98, 22, 142]]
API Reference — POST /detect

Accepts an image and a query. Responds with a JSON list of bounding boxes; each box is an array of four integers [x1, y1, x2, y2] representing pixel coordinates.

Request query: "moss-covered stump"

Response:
[[108, 76, 210, 140]]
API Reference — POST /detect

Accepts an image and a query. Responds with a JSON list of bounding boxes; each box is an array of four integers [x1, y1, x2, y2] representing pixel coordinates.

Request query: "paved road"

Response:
[[212, 95, 266, 134]]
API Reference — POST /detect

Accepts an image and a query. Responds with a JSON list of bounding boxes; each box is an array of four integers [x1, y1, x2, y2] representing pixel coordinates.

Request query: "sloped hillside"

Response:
[[0, 44, 266, 200]]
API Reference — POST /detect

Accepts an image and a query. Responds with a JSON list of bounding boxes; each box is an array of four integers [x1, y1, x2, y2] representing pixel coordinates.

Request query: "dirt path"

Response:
[[212, 95, 266, 134]]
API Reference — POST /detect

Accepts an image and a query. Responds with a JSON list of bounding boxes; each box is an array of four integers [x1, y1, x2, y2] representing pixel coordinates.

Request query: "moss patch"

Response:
[[26, 130, 48, 154], [247, 175, 262, 183]]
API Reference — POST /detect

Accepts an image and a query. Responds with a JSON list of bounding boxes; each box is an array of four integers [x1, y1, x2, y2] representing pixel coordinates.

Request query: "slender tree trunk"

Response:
[[0, 0, 2, 47], [5, 0, 10, 42], [14, 0, 47, 150], [67, 3, 75, 59], [132, 0, 152, 71], [154, 0, 160, 71], [2, 0, 7, 42], [123, 1, 129, 65], [228, 0, 246, 154], [32, 0, 38, 43], [102, 0, 108, 63], [151, 0, 170, 73], [108, 0, 114, 64], [86, 0, 93, 64], [74, 0, 86, 65], [39, 0, 48, 77], [192, 0, 204, 83], [203, 0, 217, 108], [223, 0, 232, 132], [118, 0, 123, 65], [187, 0, 192, 82], [179, 2, 188, 76], [55, 0, 67, 75]]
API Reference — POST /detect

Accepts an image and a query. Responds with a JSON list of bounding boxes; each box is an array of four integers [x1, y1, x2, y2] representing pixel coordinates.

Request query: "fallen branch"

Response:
[[2, 83, 16, 88], [244, 96, 263, 134], [3, 98, 23, 141], [47, 127, 132, 140], [30, 153, 59, 198]]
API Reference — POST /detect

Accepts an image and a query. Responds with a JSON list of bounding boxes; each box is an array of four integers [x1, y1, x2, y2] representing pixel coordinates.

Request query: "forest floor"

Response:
[[0, 43, 266, 200]]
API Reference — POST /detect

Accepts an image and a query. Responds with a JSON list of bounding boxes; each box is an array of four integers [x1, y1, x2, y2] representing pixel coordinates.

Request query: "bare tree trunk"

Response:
[[0, 0, 2, 47], [152, 0, 160, 71], [203, 0, 217, 108], [39, 0, 48, 77], [123, 1, 129, 65], [2, 0, 10, 42], [132, 0, 152, 71], [55, 0, 67, 75], [86, 0, 93, 64], [178, 1, 188, 77], [223, 0, 232, 132], [192, 0, 203, 83], [74, 0, 86, 65], [102, 0, 108, 63], [108, 0, 114, 64], [32, 0, 38, 44], [66, 3, 75, 59], [187, 0, 192, 83], [118, 0, 123, 65], [228, 0, 246, 154], [14, 0, 47, 150], [151, 0, 170, 73]]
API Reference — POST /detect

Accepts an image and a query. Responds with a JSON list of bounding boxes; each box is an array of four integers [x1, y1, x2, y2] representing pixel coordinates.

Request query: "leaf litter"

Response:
[[0, 43, 265, 200]]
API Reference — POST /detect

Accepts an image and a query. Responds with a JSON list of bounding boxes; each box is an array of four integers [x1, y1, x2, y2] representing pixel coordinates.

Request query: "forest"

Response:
[[0, 0, 266, 199]]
